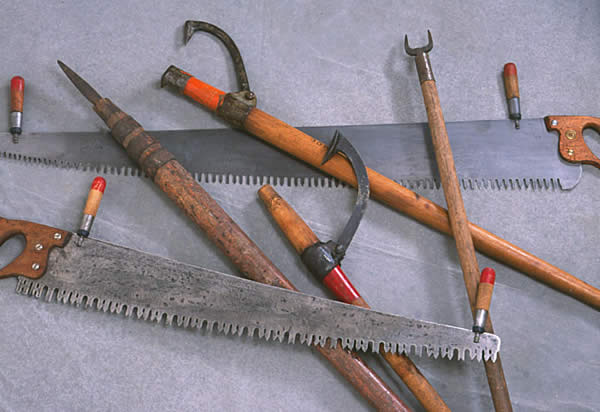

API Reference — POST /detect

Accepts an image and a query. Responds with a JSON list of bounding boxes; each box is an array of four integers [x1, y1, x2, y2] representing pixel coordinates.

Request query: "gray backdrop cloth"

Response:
[[0, 1, 599, 411]]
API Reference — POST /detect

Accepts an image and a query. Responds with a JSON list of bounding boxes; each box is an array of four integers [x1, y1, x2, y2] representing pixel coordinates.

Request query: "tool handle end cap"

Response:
[[91, 176, 106, 193], [11, 76, 24, 92], [503, 63, 517, 76], [480, 267, 496, 285]]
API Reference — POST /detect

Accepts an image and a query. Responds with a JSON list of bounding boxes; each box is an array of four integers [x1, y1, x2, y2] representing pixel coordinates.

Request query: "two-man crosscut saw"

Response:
[[0, 216, 500, 362], [1, 116, 594, 191]]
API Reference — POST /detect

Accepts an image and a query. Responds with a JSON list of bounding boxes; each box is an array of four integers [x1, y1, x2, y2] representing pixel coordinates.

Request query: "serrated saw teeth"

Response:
[[16, 277, 500, 362], [1, 150, 563, 192]]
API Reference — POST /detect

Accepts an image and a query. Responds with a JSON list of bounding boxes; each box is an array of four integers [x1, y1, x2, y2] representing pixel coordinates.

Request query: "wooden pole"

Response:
[[88, 97, 412, 412], [160, 66, 600, 310]]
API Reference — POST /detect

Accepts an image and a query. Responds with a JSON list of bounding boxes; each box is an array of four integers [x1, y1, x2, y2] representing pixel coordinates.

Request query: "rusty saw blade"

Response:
[[4, 224, 500, 362], [0, 118, 584, 190]]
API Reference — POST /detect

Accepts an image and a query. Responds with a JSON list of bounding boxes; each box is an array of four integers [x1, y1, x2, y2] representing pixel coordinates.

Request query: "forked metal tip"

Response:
[[404, 30, 434, 55]]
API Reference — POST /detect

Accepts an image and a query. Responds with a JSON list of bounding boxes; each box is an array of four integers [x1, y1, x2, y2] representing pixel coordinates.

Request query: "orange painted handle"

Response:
[[83, 177, 106, 216], [10, 76, 24, 112], [184, 77, 225, 111]]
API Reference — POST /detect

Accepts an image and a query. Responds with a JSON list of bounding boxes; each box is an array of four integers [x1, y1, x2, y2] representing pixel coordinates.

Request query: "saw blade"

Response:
[[14, 236, 500, 362], [0, 118, 582, 190]]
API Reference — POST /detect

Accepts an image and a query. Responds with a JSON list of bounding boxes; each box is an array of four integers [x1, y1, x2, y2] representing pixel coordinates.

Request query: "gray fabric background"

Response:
[[0, 1, 599, 411]]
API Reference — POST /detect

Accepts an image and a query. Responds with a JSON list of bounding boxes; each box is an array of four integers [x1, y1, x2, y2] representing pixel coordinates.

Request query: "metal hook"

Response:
[[183, 21, 255, 101], [404, 30, 434, 56], [300, 131, 370, 278]]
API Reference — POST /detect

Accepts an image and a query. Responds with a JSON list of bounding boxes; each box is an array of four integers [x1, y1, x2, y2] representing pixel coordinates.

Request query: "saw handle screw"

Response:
[[76, 177, 106, 246], [503, 63, 521, 129], [473, 267, 496, 343]]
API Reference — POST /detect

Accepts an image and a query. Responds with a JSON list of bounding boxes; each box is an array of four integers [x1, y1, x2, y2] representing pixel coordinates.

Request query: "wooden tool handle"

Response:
[[544, 115, 600, 169], [418, 78, 512, 411], [10, 76, 24, 112], [258, 184, 450, 412], [476, 268, 496, 311], [0, 217, 70, 279], [91, 98, 410, 412], [503, 63, 519, 99], [163, 69, 600, 310], [420, 79, 481, 309], [83, 177, 106, 216]]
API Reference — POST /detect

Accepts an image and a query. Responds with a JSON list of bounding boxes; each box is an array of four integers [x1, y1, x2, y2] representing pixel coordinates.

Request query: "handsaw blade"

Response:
[[0, 118, 582, 190], [14, 235, 500, 362]]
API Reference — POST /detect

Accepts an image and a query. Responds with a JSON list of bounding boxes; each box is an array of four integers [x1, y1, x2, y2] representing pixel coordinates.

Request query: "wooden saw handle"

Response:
[[544, 116, 600, 169], [0, 217, 70, 279]]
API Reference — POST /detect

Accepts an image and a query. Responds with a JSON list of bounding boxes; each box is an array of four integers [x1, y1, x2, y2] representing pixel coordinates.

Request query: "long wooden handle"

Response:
[[90, 97, 410, 412], [421, 80, 481, 311], [420, 79, 512, 412], [258, 184, 450, 412], [161, 68, 600, 310]]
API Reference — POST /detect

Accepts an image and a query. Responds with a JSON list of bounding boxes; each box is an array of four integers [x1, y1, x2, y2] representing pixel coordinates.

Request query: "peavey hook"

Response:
[[164, 21, 370, 276]]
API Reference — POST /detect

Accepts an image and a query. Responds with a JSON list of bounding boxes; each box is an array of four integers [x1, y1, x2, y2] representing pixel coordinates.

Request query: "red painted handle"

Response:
[[323, 266, 361, 303], [83, 177, 106, 217], [10, 76, 24, 112]]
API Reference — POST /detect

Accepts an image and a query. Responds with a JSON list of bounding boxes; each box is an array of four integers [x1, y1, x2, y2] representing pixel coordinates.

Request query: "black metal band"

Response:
[[301, 242, 339, 282]]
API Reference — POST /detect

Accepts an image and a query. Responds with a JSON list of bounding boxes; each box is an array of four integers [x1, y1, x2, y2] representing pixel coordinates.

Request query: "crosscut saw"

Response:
[[2, 116, 597, 191], [0, 216, 500, 362]]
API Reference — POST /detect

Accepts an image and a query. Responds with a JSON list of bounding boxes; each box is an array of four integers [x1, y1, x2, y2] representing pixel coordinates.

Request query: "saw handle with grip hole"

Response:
[[0, 217, 70, 279], [545, 116, 600, 169]]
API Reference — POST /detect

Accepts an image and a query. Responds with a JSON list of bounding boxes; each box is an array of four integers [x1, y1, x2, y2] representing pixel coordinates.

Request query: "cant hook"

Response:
[[183, 21, 255, 102]]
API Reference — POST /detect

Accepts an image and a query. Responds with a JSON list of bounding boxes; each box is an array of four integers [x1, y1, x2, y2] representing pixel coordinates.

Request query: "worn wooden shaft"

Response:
[[160, 67, 600, 310], [91, 97, 409, 412], [419, 77, 512, 412], [258, 184, 449, 412], [421, 80, 481, 311]]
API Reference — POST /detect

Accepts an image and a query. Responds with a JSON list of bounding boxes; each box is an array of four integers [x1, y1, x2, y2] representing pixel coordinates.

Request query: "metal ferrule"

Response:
[[10, 111, 22, 129], [78, 214, 95, 237], [160, 65, 191, 92], [507, 97, 521, 120], [415, 53, 435, 83], [472, 308, 487, 333], [301, 241, 340, 281]]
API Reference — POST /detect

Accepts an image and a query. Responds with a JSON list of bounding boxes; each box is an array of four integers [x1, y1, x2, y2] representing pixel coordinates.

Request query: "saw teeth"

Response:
[[15, 278, 498, 362], [2, 149, 562, 193]]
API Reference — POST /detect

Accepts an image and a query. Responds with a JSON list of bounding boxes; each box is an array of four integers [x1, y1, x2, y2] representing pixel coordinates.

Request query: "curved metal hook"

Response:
[[322, 130, 370, 259], [183, 21, 254, 99], [404, 30, 434, 55]]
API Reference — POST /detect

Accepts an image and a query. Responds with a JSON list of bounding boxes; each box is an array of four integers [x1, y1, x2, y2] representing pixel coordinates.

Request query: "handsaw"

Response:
[[0, 216, 500, 362], [0, 116, 589, 191]]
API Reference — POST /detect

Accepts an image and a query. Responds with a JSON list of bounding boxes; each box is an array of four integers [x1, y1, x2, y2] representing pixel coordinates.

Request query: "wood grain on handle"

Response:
[[258, 184, 449, 412], [10, 76, 24, 112], [0, 217, 70, 279], [544, 115, 600, 169], [503, 63, 519, 99], [163, 69, 600, 309], [419, 79, 512, 412], [420, 80, 481, 311], [91, 98, 410, 412], [241, 108, 600, 309]]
